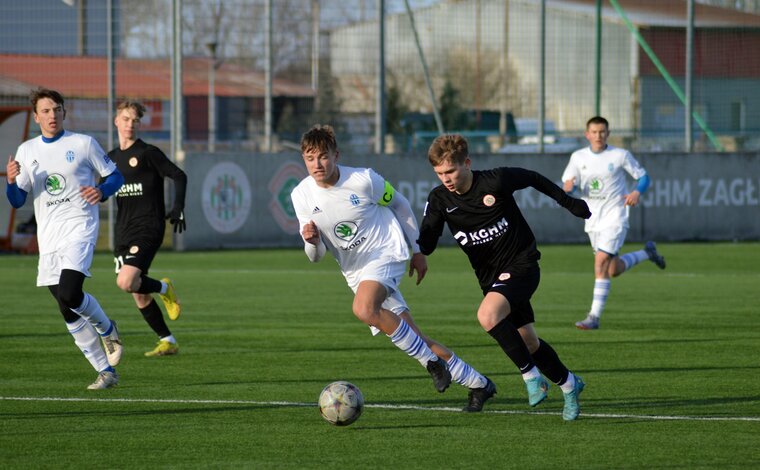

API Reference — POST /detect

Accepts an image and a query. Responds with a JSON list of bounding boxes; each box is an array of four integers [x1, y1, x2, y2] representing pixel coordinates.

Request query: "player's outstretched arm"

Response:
[[562, 196, 592, 219], [518, 168, 591, 219]]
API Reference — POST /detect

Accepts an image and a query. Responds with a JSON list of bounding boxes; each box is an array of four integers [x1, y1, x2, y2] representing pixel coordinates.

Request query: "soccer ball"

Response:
[[318, 381, 364, 426]]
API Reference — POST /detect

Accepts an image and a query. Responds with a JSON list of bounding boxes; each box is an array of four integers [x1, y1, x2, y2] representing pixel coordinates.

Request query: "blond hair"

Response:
[[427, 134, 469, 166]]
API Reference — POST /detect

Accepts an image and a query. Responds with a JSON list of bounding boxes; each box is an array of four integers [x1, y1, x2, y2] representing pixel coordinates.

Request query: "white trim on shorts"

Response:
[[37, 242, 94, 286]]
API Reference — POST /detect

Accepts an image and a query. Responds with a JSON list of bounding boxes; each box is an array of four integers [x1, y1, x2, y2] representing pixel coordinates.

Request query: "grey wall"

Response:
[[179, 151, 760, 250]]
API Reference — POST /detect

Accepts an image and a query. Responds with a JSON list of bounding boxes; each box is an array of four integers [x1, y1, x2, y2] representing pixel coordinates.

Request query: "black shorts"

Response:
[[485, 267, 540, 329], [113, 237, 162, 275]]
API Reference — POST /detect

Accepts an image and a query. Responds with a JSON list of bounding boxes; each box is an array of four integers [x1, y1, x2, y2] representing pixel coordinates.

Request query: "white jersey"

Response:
[[290, 165, 410, 288], [562, 145, 646, 232], [14, 131, 117, 254]]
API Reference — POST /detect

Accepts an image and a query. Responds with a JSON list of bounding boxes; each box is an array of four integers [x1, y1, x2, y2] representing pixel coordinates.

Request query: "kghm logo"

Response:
[[453, 217, 509, 246], [45, 173, 66, 196], [66, 150, 75, 163], [118, 182, 143, 197], [334, 221, 358, 241]]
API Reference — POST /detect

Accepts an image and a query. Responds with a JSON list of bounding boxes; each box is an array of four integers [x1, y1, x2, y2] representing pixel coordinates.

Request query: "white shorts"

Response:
[[37, 242, 94, 286], [588, 226, 628, 256], [346, 258, 409, 336], [347, 258, 406, 296]]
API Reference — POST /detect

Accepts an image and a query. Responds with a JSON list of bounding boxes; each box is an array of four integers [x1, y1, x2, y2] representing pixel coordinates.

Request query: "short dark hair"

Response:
[[427, 134, 469, 166], [586, 116, 609, 129], [300, 124, 337, 154], [30, 88, 65, 113]]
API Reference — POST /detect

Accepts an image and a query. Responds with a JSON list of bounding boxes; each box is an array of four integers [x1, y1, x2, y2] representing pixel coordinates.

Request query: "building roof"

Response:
[[0, 54, 314, 100], [552, 0, 760, 28]]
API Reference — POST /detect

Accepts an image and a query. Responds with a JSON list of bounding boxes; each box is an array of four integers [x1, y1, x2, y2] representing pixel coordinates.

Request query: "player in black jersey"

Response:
[[418, 134, 591, 420], [110, 101, 187, 357]]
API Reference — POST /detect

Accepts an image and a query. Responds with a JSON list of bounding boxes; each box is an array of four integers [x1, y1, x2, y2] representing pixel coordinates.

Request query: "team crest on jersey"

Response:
[[483, 194, 496, 207], [498, 273, 511, 281], [129, 157, 138, 167], [45, 173, 66, 195], [608, 163, 614, 172], [129, 245, 140, 254], [349, 194, 360, 206], [65, 150, 75, 163], [334, 221, 358, 241]]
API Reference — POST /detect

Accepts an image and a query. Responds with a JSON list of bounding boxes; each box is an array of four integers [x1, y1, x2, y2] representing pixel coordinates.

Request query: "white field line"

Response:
[[1, 396, 758, 422], [83, 266, 760, 279]]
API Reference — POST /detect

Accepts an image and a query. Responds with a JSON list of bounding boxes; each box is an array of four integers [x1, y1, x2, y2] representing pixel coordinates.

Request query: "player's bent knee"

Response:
[[57, 287, 84, 310], [477, 310, 499, 331], [116, 274, 140, 293]]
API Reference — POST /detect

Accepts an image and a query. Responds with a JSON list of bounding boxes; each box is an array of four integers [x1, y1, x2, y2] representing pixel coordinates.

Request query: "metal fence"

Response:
[[1, 0, 760, 159]]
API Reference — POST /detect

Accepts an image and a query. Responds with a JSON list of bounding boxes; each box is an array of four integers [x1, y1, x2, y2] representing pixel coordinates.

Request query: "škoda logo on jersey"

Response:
[[45, 173, 66, 195], [45, 173, 72, 206], [334, 221, 366, 251], [453, 217, 509, 246]]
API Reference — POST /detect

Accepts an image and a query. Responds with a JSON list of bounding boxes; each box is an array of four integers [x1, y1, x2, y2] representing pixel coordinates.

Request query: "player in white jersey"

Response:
[[291, 125, 497, 411], [5, 88, 125, 389], [562, 116, 666, 330]]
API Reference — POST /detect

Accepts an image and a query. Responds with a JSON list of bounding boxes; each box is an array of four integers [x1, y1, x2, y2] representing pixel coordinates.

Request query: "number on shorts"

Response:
[[114, 255, 124, 273]]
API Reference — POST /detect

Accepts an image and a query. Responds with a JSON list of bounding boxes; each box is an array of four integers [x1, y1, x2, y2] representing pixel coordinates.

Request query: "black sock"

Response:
[[487, 318, 535, 373], [531, 338, 570, 385], [136, 275, 163, 295], [140, 299, 171, 338]]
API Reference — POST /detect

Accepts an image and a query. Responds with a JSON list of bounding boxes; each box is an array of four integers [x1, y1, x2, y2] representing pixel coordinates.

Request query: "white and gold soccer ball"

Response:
[[318, 381, 364, 426]]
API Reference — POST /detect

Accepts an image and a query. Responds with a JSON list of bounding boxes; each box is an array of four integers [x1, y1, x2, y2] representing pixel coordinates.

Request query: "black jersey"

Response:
[[418, 167, 570, 291], [109, 139, 187, 243]]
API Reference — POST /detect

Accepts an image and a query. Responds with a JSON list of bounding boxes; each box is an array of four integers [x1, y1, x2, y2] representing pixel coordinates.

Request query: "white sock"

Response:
[[71, 292, 112, 335], [589, 279, 611, 317], [160, 335, 177, 344], [447, 353, 486, 389], [66, 318, 110, 372], [620, 249, 649, 272], [388, 319, 438, 367], [159, 281, 168, 295], [521, 366, 542, 381], [560, 372, 577, 393]]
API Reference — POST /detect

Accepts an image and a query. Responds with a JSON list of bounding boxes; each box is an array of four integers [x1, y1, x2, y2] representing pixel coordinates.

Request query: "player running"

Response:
[[419, 134, 590, 420], [109, 101, 186, 357], [562, 116, 666, 330], [5, 88, 124, 389], [291, 124, 496, 411]]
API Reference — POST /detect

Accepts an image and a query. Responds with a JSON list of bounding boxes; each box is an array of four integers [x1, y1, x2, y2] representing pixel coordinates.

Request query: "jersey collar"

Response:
[[41, 130, 65, 144]]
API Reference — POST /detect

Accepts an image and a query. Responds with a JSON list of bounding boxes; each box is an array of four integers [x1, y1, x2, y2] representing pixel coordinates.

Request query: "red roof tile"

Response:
[[0, 54, 314, 100]]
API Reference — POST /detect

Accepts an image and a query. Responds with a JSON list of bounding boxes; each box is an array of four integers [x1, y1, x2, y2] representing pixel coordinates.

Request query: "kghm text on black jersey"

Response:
[[117, 182, 144, 197], [453, 217, 509, 246]]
